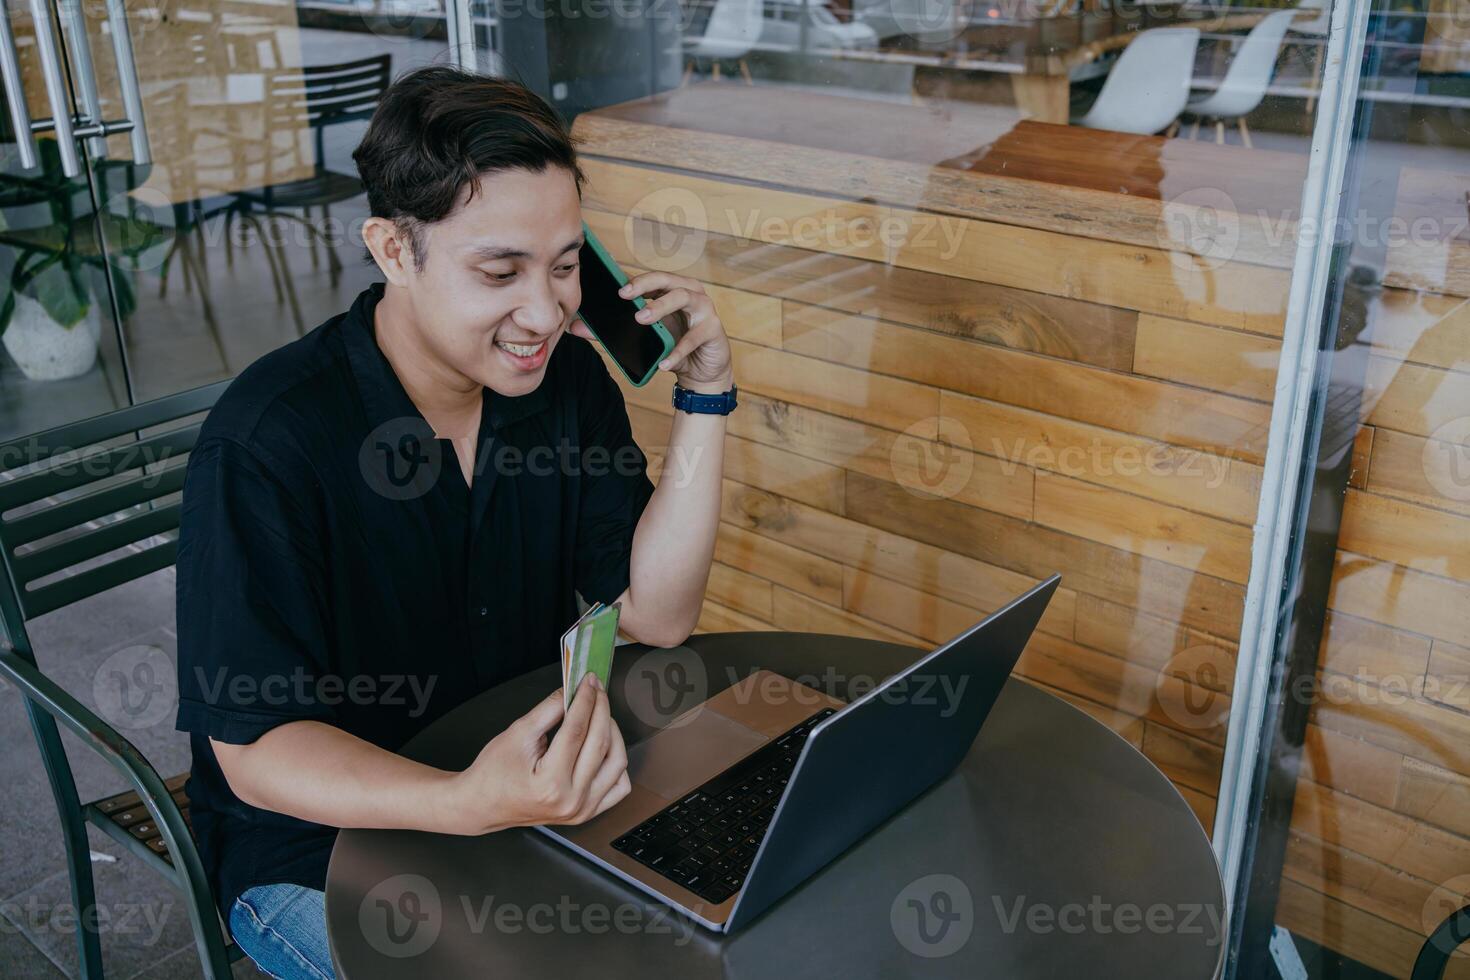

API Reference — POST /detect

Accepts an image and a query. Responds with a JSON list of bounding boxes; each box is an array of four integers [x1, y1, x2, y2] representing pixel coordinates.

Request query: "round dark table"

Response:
[[326, 632, 1226, 978]]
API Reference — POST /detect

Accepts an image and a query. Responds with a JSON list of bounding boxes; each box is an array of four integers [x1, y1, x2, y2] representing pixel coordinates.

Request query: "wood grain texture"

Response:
[[581, 164, 1290, 333], [1278, 877, 1470, 980], [1364, 355, 1470, 440], [1299, 724, 1403, 811], [1132, 315, 1282, 402], [1033, 471, 1255, 584], [576, 91, 1303, 267], [939, 391, 1264, 525], [719, 478, 1072, 631], [1328, 550, 1470, 650], [578, 102, 1470, 967], [595, 208, 1146, 367], [714, 523, 845, 607], [1364, 426, 1470, 518], [1339, 488, 1470, 582], [782, 303, 1273, 463], [844, 470, 1246, 639], [1370, 288, 1470, 372]]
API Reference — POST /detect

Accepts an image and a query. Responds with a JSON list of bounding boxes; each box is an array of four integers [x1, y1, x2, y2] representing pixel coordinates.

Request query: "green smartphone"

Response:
[[578, 223, 677, 387]]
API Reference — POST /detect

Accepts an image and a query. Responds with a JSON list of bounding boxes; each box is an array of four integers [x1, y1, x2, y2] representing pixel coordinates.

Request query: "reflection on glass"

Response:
[[482, 0, 1463, 973], [1, 0, 456, 438]]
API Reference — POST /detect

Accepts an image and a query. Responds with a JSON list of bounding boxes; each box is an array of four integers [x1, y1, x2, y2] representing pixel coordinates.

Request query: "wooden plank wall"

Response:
[[1275, 172, 1470, 977], [573, 108, 1470, 977]]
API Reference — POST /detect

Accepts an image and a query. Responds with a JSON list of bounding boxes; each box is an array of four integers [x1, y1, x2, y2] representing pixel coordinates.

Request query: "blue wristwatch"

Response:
[[672, 382, 738, 416]]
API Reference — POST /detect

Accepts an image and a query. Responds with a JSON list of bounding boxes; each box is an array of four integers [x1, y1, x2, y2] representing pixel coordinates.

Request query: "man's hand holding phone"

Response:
[[445, 673, 631, 836], [571, 269, 734, 394]]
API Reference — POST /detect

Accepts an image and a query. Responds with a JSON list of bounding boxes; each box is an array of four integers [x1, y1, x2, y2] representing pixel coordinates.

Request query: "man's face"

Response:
[[399, 166, 584, 398]]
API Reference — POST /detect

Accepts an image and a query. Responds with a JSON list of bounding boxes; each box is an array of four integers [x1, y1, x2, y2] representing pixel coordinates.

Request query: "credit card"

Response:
[[562, 601, 620, 711]]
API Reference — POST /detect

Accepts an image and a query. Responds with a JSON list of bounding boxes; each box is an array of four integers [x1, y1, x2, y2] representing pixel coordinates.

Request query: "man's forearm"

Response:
[[210, 721, 476, 835], [620, 405, 727, 647]]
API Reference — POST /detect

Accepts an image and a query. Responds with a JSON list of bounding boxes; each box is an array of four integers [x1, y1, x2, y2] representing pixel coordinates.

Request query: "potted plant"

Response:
[[1, 142, 168, 381]]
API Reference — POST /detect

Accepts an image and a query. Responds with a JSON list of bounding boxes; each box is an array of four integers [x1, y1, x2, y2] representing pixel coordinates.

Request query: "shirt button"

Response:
[[478, 607, 489, 617]]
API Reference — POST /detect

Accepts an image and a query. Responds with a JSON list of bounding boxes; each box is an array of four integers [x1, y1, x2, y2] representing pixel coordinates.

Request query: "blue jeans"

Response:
[[229, 883, 337, 980]]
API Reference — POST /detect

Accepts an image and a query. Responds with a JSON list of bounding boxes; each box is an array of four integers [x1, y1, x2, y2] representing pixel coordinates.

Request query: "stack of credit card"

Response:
[[562, 601, 620, 710]]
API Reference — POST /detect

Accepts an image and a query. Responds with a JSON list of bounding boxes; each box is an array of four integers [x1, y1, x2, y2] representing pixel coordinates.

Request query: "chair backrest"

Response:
[[265, 55, 393, 176], [1198, 10, 1297, 119], [1290, 0, 1331, 36], [0, 382, 229, 632], [695, 0, 763, 58], [1079, 28, 1201, 136]]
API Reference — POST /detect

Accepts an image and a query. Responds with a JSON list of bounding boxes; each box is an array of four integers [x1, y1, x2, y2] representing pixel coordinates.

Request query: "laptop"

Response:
[[535, 573, 1060, 933]]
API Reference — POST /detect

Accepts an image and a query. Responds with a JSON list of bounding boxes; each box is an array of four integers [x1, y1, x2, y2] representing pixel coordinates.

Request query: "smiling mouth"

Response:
[[496, 340, 545, 358]]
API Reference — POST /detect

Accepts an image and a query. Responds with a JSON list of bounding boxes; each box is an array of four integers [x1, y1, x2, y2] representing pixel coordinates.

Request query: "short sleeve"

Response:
[[174, 437, 336, 744], [573, 350, 656, 605]]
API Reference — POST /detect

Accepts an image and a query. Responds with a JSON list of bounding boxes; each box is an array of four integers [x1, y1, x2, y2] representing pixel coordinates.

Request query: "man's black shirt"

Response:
[[175, 281, 654, 914]]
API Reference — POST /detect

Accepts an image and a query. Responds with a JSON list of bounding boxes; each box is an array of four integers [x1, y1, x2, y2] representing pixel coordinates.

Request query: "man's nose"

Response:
[[513, 279, 564, 334]]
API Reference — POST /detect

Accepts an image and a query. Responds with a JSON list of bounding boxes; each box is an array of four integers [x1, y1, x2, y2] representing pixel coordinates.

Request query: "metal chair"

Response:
[[1413, 903, 1470, 980], [1074, 28, 1201, 136], [212, 54, 393, 331], [0, 381, 236, 978]]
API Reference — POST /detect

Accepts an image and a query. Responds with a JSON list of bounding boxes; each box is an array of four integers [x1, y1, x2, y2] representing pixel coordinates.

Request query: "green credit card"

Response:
[[562, 601, 620, 711]]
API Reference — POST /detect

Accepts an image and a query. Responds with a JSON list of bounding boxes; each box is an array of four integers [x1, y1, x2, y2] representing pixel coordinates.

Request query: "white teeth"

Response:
[[497, 340, 544, 358]]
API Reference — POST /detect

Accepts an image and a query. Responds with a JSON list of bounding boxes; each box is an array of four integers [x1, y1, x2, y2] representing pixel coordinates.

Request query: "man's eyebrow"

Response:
[[468, 238, 583, 262]]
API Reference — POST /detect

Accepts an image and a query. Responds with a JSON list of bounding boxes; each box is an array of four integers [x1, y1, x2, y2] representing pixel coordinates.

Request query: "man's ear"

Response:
[[361, 217, 417, 286]]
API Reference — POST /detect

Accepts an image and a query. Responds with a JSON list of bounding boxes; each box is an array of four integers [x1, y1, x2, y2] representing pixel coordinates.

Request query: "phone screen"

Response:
[[577, 240, 670, 385]]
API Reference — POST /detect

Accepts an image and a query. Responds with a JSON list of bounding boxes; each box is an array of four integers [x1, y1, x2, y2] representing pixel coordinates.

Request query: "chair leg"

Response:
[[1189, 117, 1200, 140], [1165, 120, 1180, 138], [261, 228, 307, 335], [1215, 120, 1226, 145], [1237, 117, 1252, 148], [177, 233, 229, 372], [240, 213, 287, 305], [304, 203, 321, 272], [24, 706, 105, 978], [322, 202, 343, 289], [682, 59, 693, 86], [739, 59, 753, 84]]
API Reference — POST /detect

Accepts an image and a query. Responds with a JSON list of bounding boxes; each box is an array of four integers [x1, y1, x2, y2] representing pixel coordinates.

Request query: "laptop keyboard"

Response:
[[611, 706, 837, 905]]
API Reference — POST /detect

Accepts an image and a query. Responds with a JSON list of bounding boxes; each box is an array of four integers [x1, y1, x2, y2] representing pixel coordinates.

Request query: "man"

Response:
[[175, 66, 735, 979]]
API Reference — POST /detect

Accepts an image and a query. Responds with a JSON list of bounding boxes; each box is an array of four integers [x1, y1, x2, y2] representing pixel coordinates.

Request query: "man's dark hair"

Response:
[[352, 66, 585, 272]]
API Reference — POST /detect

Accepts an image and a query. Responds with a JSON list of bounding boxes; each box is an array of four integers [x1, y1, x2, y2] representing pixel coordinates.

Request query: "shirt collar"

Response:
[[341, 281, 551, 434]]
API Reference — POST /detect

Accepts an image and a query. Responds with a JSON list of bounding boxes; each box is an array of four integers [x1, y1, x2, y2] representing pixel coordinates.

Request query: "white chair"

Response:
[[1074, 28, 1201, 136], [685, 0, 764, 84], [1180, 10, 1296, 147]]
